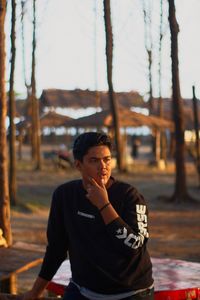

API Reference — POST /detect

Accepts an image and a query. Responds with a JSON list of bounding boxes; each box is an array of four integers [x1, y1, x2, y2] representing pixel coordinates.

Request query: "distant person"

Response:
[[59, 143, 67, 151], [21, 132, 154, 300], [132, 136, 141, 158]]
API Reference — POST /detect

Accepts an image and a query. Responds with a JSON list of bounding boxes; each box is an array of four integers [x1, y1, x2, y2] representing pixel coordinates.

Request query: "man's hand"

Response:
[[86, 177, 109, 210]]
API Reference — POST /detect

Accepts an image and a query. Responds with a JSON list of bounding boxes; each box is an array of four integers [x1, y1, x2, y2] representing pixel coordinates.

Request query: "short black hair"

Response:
[[73, 132, 112, 161]]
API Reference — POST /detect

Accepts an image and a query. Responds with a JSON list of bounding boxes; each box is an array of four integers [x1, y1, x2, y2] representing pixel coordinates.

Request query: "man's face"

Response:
[[75, 145, 112, 187]]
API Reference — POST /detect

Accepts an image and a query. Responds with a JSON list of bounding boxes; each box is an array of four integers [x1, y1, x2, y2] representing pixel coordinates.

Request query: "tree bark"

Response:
[[21, 0, 31, 160], [103, 0, 123, 171], [31, 0, 41, 170], [158, 0, 164, 118], [168, 0, 188, 202], [21, 0, 28, 88], [192, 86, 200, 187], [8, 0, 17, 206], [158, 0, 167, 164], [142, 0, 153, 113], [0, 0, 12, 245]]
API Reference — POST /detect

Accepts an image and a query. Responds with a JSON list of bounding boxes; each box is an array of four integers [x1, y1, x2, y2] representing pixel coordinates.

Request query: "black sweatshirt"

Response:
[[39, 178, 153, 294]]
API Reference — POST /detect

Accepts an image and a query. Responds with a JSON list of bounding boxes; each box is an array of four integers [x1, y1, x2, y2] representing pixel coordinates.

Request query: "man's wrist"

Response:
[[99, 202, 111, 212]]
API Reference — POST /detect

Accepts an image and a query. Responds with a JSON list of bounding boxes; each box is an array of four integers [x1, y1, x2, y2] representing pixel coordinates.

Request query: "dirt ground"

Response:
[[9, 146, 200, 293]]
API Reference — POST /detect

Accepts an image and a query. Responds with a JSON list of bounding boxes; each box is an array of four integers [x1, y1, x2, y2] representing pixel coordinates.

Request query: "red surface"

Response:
[[154, 288, 200, 300], [47, 281, 65, 296], [46, 258, 200, 299], [47, 283, 200, 300]]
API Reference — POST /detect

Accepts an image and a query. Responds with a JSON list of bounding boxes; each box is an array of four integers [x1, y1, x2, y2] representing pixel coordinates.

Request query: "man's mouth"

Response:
[[100, 173, 107, 177]]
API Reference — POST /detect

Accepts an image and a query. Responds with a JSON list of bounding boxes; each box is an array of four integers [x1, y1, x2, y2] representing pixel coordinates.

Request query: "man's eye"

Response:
[[104, 158, 111, 163], [90, 158, 97, 163]]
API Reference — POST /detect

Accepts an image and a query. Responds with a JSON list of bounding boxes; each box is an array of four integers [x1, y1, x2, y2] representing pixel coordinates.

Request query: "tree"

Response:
[[158, 0, 164, 119], [142, 0, 161, 166], [192, 86, 200, 187], [142, 0, 153, 113], [93, 1, 100, 113], [168, 0, 190, 202], [22, 0, 36, 160], [20, 0, 32, 159], [8, 0, 17, 206], [0, 0, 12, 245], [21, 0, 29, 90], [103, 0, 123, 171], [158, 0, 167, 164], [31, 0, 41, 170]]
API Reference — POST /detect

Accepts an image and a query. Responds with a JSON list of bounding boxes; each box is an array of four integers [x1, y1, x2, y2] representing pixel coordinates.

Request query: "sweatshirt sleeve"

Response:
[[105, 186, 149, 256], [39, 187, 69, 281]]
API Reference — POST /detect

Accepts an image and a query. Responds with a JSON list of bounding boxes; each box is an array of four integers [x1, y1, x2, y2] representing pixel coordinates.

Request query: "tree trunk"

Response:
[[21, 0, 28, 88], [8, 0, 17, 206], [18, 130, 23, 160], [158, 0, 167, 165], [142, 0, 153, 113], [142, 0, 161, 167], [93, 1, 100, 113], [0, 0, 12, 245], [192, 86, 200, 187], [31, 0, 41, 170], [168, 0, 188, 202], [158, 0, 164, 119], [103, 0, 123, 171], [31, 0, 37, 162], [21, 0, 32, 160], [147, 49, 153, 113]]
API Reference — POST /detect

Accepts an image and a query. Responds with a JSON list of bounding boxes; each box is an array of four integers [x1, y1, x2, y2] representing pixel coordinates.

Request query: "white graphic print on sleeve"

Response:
[[115, 204, 149, 249], [136, 204, 149, 238], [116, 227, 127, 239]]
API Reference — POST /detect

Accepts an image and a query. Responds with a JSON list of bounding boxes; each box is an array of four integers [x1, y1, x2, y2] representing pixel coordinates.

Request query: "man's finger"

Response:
[[100, 178, 106, 188], [88, 177, 99, 187]]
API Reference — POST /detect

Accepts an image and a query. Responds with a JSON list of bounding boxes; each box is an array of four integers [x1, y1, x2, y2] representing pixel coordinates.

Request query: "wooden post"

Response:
[[192, 86, 200, 187], [155, 129, 161, 163], [0, 294, 58, 300], [0, 276, 17, 294], [17, 130, 23, 161]]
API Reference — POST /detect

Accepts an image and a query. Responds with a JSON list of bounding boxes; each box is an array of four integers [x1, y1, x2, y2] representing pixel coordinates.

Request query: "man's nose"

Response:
[[99, 159, 106, 168]]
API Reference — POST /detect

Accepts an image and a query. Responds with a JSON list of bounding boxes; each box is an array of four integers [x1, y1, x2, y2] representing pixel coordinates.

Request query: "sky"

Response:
[[5, 0, 200, 100]]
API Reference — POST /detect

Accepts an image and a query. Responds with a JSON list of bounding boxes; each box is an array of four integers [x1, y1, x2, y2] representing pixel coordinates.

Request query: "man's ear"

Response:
[[74, 159, 82, 171]]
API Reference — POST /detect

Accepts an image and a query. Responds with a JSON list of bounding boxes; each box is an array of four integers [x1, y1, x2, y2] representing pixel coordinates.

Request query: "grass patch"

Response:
[[15, 159, 79, 213]]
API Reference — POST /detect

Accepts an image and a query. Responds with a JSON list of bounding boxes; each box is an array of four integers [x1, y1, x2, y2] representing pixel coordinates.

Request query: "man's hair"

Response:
[[73, 132, 112, 161]]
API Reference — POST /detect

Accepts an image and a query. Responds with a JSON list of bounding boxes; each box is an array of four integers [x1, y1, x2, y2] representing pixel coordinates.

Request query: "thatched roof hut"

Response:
[[16, 111, 73, 131], [39, 111, 73, 128], [40, 89, 144, 110], [64, 108, 174, 130], [149, 98, 200, 130]]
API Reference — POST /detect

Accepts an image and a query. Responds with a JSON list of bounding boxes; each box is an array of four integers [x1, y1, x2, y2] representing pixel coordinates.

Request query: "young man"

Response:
[[22, 132, 154, 300]]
